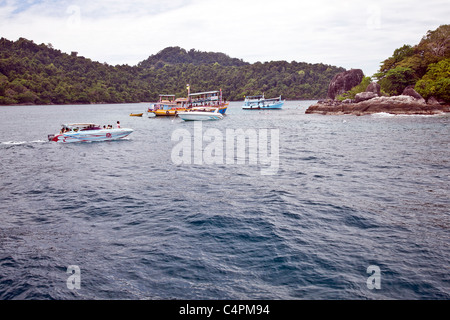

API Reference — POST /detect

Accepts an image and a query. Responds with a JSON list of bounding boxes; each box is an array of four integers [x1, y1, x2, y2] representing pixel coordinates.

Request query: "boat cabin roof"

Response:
[[245, 95, 281, 101], [159, 94, 176, 102], [63, 123, 99, 128], [189, 91, 220, 97]]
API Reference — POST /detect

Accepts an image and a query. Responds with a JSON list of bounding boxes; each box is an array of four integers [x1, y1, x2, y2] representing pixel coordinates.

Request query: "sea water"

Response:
[[0, 101, 448, 299]]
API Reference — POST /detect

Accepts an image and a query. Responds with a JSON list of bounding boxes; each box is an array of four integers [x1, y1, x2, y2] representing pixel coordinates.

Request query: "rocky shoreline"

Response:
[[305, 69, 450, 116], [305, 95, 450, 116]]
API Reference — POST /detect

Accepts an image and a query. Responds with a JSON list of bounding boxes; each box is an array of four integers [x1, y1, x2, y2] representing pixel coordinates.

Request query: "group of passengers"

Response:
[[60, 121, 121, 134]]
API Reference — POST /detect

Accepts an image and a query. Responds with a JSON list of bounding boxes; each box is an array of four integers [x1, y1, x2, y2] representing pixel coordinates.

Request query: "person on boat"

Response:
[[116, 121, 121, 128]]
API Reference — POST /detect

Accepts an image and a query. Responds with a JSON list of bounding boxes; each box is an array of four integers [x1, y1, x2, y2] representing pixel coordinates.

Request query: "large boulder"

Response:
[[402, 85, 425, 103], [327, 69, 364, 100], [366, 82, 381, 95]]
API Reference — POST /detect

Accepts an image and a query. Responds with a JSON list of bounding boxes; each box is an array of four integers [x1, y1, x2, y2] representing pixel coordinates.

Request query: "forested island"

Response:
[[0, 39, 344, 105], [306, 25, 450, 115]]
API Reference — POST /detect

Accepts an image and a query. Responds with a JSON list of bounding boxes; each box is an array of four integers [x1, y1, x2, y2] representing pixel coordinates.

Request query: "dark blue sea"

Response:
[[0, 101, 449, 300]]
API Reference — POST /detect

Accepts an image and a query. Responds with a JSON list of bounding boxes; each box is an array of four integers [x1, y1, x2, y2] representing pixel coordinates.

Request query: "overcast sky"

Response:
[[1, 0, 449, 76]]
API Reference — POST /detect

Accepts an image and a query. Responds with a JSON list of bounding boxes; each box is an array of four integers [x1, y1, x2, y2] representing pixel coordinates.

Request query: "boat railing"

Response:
[[250, 96, 281, 101]]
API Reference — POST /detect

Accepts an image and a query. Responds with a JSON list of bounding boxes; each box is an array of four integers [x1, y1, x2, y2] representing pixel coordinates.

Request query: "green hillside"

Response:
[[375, 24, 449, 102], [0, 37, 345, 105], [138, 46, 249, 68]]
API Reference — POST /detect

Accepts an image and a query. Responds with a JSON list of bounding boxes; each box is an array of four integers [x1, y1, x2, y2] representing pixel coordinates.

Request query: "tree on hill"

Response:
[[375, 24, 450, 101], [415, 58, 450, 102], [138, 46, 249, 68]]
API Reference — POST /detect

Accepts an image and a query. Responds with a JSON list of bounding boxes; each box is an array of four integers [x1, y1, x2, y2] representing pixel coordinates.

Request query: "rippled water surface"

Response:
[[0, 101, 449, 299]]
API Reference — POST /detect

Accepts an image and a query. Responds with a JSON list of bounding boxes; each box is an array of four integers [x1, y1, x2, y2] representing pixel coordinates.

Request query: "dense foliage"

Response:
[[0, 38, 344, 105], [415, 58, 450, 102], [138, 46, 249, 68], [374, 25, 450, 101], [0, 38, 149, 105], [154, 60, 345, 101]]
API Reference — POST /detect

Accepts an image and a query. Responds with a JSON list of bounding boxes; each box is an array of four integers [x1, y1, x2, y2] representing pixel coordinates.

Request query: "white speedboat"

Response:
[[48, 123, 133, 143], [177, 107, 224, 121]]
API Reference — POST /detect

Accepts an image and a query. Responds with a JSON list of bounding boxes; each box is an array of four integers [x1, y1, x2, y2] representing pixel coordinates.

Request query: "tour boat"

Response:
[[242, 94, 284, 109], [148, 86, 228, 116], [48, 123, 133, 143], [147, 95, 189, 116], [177, 107, 224, 121], [188, 90, 228, 114]]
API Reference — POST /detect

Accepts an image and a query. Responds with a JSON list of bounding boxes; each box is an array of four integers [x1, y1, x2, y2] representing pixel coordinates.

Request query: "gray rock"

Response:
[[327, 69, 364, 100], [427, 96, 442, 105], [366, 82, 381, 95], [402, 86, 425, 103], [354, 92, 378, 103], [305, 95, 450, 115]]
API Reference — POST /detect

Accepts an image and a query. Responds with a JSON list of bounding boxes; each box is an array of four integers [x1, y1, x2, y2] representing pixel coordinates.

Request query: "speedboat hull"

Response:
[[48, 128, 133, 143], [178, 111, 224, 121]]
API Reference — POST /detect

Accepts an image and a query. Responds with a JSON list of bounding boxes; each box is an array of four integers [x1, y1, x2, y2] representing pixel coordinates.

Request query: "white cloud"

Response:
[[0, 0, 449, 76]]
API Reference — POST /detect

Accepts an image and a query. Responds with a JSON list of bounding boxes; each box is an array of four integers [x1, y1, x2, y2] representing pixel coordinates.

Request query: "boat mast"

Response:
[[186, 84, 190, 100]]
